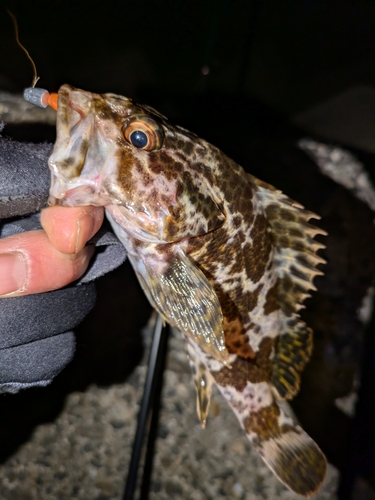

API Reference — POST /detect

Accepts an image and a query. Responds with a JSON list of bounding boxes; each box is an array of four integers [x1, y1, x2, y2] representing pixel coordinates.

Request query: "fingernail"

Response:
[[75, 213, 95, 253], [0, 252, 28, 296]]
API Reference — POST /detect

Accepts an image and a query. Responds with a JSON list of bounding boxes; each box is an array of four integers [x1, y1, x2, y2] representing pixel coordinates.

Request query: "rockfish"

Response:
[[48, 84, 327, 495]]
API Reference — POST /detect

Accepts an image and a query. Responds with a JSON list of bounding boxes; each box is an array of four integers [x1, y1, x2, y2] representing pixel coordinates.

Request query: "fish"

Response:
[[47, 84, 327, 495]]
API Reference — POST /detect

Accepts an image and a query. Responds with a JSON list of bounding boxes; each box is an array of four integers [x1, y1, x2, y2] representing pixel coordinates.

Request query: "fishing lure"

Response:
[[24, 84, 327, 495]]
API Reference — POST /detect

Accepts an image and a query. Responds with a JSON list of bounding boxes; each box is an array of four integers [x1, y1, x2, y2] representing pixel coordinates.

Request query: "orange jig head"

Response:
[[23, 88, 58, 110]]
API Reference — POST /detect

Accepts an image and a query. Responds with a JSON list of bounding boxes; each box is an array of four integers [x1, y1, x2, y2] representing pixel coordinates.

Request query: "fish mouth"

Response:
[[48, 182, 98, 207]]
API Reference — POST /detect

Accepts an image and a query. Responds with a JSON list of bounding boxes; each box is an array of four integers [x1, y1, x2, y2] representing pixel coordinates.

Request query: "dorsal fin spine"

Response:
[[248, 174, 326, 401]]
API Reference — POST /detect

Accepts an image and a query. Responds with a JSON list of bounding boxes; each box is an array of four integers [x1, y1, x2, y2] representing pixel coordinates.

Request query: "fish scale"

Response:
[[47, 84, 327, 495]]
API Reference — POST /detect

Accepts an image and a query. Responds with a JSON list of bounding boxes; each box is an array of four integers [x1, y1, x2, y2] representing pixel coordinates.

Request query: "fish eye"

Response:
[[123, 114, 164, 151], [129, 130, 148, 148]]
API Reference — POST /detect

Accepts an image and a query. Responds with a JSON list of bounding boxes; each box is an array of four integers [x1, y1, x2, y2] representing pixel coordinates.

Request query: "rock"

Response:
[[0, 322, 339, 499]]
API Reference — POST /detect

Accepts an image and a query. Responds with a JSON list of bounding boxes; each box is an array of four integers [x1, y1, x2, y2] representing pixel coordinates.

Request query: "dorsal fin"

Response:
[[249, 175, 327, 399]]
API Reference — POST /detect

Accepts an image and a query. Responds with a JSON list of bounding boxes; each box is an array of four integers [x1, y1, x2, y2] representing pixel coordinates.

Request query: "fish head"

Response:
[[48, 84, 225, 241]]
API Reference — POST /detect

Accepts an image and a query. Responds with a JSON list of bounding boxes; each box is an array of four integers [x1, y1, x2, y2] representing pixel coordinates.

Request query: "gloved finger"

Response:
[[0, 332, 76, 391], [0, 230, 95, 297], [40, 205, 104, 254]]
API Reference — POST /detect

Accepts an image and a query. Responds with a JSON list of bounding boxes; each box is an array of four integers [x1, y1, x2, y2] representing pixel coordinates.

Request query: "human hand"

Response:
[[0, 205, 104, 297], [0, 136, 126, 392]]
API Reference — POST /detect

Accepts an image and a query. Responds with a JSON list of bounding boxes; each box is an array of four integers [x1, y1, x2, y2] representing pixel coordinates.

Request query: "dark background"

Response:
[[1, 1, 375, 499], [1, 1, 375, 114]]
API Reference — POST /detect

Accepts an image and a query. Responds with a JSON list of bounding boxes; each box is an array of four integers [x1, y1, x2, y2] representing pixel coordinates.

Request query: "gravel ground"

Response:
[[0, 319, 338, 500]]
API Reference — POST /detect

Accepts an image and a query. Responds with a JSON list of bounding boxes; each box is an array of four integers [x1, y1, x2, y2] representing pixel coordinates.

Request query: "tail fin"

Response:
[[215, 377, 327, 495], [247, 405, 327, 496], [254, 426, 326, 495]]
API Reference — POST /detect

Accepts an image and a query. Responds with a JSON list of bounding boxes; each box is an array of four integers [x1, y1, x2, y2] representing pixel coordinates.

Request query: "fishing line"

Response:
[[7, 9, 40, 88], [7, 10, 58, 109]]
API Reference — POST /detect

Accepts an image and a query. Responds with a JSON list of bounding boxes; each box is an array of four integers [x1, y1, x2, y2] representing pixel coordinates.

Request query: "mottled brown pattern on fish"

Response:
[[92, 97, 125, 126], [184, 172, 277, 377], [115, 148, 138, 198], [212, 337, 274, 390], [163, 217, 180, 240], [264, 279, 280, 315], [270, 440, 327, 496], [214, 270, 263, 317], [48, 85, 327, 495], [244, 214, 273, 283], [244, 285, 264, 313], [147, 151, 181, 179], [213, 283, 242, 324], [132, 238, 147, 250], [223, 317, 255, 360], [187, 227, 229, 276], [243, 404, 290, 440], [183, 140, 194, 155]]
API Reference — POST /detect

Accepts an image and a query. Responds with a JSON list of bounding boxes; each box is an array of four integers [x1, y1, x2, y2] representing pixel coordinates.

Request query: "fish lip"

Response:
[[65, 186, 94, 198], [48, 185, 97, 207]]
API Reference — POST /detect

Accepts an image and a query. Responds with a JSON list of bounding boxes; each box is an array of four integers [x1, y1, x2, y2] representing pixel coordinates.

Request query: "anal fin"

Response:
[[185, 338, 213, 428]]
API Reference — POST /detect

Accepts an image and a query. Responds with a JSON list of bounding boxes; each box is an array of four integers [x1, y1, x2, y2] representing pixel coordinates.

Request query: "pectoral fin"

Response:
[[141, 248, 229, 364]]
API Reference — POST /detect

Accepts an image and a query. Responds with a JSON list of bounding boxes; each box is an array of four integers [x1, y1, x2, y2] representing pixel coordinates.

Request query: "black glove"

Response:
[[0, 134, 126, 393]]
